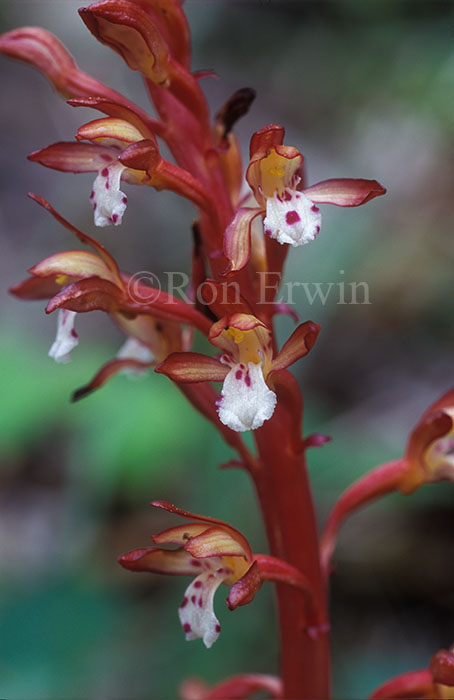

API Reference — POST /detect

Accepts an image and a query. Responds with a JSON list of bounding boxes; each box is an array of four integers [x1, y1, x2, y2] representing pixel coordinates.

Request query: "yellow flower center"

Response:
[[259, 148, 302, 198]]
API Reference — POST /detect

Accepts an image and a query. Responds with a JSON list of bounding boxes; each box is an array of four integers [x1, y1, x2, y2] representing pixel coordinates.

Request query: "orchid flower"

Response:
[[224, 124, 386, 272], [29, 116, 214, 228], [320, 389, 454, 573], [10, 195, 212, 398], [157, 313, 320, 432], [119, 501, 313, 648]]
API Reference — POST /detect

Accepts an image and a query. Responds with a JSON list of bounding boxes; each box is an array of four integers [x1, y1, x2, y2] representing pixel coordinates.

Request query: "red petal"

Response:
[[76, 117, 145, 144], [156, 352, 228, 383], [150, 501, 252, 561], [72, 357, 154, 402], [226, 561, 262, 610], [10, 275, 63, 300], [28, 142, 116, 173], [320, 459, 410, 575], [184, 526, 249, 559], [29, 250, 117, 285], [223, 207, 262, 274], [118, 547, 197, 575], [270, 321, 321, 373], [249, 124, 285, 159], [46, 277, 122, 315], [303, 178, 386, 206], [68, 96, 164, 138], [132, 0, 190, 69]]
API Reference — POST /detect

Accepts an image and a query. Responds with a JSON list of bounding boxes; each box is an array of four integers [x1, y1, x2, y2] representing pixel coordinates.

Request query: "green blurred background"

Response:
[[0, 1, 453, 698]]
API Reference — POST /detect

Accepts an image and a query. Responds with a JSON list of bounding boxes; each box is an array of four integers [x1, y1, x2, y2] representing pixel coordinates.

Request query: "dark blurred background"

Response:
[[0, 1, 453, 698]]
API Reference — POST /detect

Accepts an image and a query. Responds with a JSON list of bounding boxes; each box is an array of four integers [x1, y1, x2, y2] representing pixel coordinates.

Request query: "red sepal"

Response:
[[320, 459, 410, 576], [28, 142, 117, 173], [226, 561, 262, 610], [303, 178, 386, 206], [270, 321, 320, 374], [156, 352, 227, 383]]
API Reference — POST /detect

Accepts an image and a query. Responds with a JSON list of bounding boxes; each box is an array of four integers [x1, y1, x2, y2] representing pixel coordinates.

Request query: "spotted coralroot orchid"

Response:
[[224, 124, 386, 272], [3, 2, 450, 699], [119, 502, 313, 648], [157, 313, 320, 432], [320, 389, 454, 574]]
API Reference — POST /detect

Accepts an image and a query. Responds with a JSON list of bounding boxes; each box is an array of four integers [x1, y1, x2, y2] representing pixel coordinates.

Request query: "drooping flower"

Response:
[[29, 117, 213, 228], [224, 124, 386, 272], [320, 388, 454, 573], [157, 313, 320, 432], [10, 194, 212, 398], [119, 501, 313, 648]]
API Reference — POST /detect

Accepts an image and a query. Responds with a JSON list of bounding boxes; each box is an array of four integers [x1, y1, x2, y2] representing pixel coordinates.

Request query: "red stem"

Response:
[[253, 393, 331, 699]]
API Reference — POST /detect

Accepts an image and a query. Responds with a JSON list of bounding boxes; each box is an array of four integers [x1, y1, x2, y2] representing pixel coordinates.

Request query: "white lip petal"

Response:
[[91, 162, 127, 227], [48, 309, 79, 364], [178, 564, 228, 649], [263, 190, 322, 246], [217, 362, 277, 432]]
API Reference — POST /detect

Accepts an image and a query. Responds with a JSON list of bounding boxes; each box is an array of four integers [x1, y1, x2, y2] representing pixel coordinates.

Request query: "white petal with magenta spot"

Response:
[[264, 190, 322, 246], [217, 362, 277, 432], [91, 162, 127, 227], [48, 309, 79, 364], [178, 565, 229, 649]]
